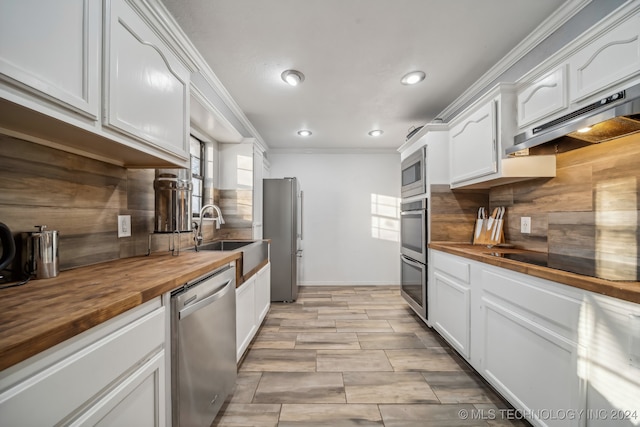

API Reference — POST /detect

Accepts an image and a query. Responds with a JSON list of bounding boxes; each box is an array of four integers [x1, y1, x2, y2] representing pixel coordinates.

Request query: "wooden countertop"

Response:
[[0, 250, 241, 371], [429, 242, 640, 305]]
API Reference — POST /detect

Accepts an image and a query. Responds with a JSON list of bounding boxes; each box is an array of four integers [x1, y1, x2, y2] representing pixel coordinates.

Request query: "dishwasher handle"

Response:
[[179, 279, 233, 319]]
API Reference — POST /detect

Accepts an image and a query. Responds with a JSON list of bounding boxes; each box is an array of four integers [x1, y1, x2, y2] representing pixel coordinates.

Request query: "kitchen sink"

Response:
[[195, 240, 269, 276]]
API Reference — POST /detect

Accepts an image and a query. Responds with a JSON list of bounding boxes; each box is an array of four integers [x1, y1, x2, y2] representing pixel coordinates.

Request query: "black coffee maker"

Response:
[[0, 222, 16, 283]]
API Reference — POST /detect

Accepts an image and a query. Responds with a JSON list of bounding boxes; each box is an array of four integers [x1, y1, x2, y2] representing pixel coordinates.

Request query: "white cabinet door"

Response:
[[255, 263, 271, 325], [479, 268, 585, 427], [71, 352, 165, 427], [219, 142, 254, 190], [0, 0, 100, 118], [236, 277, 257, 361], [0, 301, 165, 427], [569, 13, 640, 103], [517, 66, 568, 129], [432, 272, 471, 359], [104, 0, 189, 159], [480, 298, 583, 427], [449, 101, 497, 185]]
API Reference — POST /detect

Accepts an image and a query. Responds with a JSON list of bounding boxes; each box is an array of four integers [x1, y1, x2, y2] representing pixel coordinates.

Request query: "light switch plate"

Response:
[[118, 215, 131, 238], [521, 217, 531, 234]]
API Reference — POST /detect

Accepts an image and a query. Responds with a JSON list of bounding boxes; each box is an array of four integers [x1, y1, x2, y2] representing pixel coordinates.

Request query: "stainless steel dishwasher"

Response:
[[171, 264, 237, 427]]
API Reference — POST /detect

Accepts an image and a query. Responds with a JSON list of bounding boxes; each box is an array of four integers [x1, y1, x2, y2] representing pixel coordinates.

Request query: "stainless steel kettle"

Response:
[[25, 225, 59, 279]]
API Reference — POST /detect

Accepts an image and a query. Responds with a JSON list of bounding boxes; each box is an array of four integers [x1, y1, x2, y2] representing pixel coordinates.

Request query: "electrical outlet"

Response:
[[520, 216, 531, 234], [118, 215, 131, 238]]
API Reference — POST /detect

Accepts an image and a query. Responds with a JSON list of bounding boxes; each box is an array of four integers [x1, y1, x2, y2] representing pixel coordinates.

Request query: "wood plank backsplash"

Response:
[[0, 135, 250, 274], [490, 132, 640, 253]]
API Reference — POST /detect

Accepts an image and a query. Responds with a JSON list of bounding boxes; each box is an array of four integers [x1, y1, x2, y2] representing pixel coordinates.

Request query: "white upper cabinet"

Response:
[[448, 84, 555, 189], [569, 12, 640, 103], [104, 0, 189, 160], [449, 100, 497, 186], [0, 0, 100, 119], [517, 66, 568, 129]]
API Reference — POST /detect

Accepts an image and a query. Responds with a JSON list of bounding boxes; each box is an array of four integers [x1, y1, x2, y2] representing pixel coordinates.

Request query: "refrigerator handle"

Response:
[[300, 190, 304, 241]]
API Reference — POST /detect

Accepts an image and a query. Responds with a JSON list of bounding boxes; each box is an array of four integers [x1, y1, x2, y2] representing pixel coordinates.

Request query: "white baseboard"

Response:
[[300, 282, 400, 286]]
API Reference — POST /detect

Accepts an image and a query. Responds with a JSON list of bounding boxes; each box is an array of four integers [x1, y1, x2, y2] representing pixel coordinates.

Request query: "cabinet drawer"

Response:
[[481, 268, 582, 341], [432, 250, 470, 283], [0, 306, 165, 426]]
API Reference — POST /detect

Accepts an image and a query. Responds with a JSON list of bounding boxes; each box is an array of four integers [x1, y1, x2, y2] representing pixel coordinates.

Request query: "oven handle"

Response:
[[401, 255, 425, 269]]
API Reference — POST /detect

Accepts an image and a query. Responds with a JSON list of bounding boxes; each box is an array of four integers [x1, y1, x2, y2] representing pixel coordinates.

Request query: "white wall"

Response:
[[269, 151, 401, 286]]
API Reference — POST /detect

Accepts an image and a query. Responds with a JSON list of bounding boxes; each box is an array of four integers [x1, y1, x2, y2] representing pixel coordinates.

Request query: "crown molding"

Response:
[[141, 0, 269, 149], [438, 0, 592, 121]]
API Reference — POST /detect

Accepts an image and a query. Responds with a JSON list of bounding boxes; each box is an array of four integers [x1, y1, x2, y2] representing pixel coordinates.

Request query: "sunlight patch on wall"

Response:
[[371, 194, 400, 242]]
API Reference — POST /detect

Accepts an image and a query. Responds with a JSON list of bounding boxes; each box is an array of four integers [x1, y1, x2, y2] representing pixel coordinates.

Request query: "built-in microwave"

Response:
[[401, 147, 426, 199]]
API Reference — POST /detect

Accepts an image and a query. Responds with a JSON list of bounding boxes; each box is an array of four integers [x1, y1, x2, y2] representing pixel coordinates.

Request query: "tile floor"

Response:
[[213, 285, 531, 427]]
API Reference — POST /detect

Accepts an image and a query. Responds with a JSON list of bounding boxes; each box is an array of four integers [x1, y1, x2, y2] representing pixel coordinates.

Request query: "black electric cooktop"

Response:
[[486, 252, 640, 282]]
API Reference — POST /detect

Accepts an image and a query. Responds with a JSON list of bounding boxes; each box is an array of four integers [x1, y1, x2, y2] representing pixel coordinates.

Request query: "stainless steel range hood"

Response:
[[507, 83, 640, 155]]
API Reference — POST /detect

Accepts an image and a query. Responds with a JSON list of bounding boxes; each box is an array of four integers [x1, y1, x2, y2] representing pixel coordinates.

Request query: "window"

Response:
[[190, 135, 204, 216]]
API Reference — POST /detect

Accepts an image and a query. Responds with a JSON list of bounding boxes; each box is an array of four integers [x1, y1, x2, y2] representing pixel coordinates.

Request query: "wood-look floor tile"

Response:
[[266, 310, 318, 320], [302, 300, 349, 308], [211, 403, 281, 427], [225, 372, 262, 404], [278, 319, 336, 332], [335, 319, 394, 332], [357, 332, 427, 349], [387, 318, 432, 333], [365, 308, 416, 319], [295, 332, 360, 349], [239, 349, 317, 372], [343, 371, 439, 403], [278, 403, 383, 426], [317, 312, 369, 320], [378, 403, 485, 426], [423, 371, 504, 404], [249, 332, 298, 349], [253, 372, 346, 404], [347, 303, 409, 310], [317, 349, 393, 372], [385, 348, 467, 372], [414, 329, 450, 348]]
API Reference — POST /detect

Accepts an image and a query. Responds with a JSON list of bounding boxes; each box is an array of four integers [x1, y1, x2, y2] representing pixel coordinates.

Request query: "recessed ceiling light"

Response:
[[297, 130, 312, 137], [368, 130, 384, 137], [577, 127, 592, 133], [281, 69, 305, 86], [401, 71, 426, 85]]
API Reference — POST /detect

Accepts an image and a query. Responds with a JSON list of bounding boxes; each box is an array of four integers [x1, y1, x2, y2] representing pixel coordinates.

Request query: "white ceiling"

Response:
[[160, 0, 568, 151]]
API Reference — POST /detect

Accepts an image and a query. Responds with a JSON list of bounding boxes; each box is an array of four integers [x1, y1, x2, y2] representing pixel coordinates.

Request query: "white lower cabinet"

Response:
[[431, 249, 640, 427], [236, 275, 257, 362], [478, 269, 585, 427], [431, 251, 471, 359], [0, 299, 166, 427], [236, 263, 271, 362]]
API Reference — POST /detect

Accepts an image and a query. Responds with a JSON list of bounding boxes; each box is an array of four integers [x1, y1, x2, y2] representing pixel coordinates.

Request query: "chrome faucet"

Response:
[[195, 204, 225, 247]]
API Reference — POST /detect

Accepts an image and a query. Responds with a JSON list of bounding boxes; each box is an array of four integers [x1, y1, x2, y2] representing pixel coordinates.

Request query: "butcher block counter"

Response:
[[0, 250, 241, 371], [429, 242, 640, 304]]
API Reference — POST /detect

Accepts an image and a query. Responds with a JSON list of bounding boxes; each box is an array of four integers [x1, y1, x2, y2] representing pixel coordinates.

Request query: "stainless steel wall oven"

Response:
[[400, 198, 428, 321]]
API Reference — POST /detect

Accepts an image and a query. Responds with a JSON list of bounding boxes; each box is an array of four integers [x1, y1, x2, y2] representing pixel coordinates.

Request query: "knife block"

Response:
[[473, 218, 504, 246]]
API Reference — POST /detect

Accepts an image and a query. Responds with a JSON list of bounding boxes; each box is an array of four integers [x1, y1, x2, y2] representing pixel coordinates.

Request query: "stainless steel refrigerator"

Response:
[[263, 178, 302, 302]]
